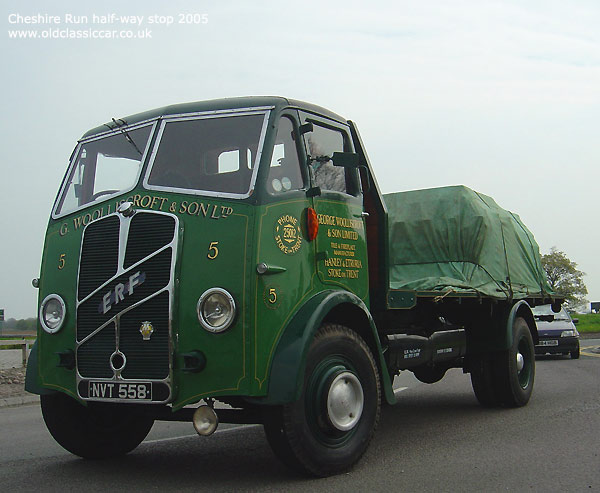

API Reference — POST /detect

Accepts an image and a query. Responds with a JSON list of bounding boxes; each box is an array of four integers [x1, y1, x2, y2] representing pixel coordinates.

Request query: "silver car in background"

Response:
[[533, 305, 580, 359]]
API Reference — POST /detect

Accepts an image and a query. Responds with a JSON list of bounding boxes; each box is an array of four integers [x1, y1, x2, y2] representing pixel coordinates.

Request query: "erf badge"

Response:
[[140, 321, 154, 341], [274, 214, 302, 255]]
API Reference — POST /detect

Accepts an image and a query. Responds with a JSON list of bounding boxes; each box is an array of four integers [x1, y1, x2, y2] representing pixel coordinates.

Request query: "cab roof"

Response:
[[81, 96, 348, 139]]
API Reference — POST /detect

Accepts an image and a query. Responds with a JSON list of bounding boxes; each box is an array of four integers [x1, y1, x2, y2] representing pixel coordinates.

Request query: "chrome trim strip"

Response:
[[77, 116, 161, 142], [76, 107, 273, 144], [75, 210, 179, 404], [147, 106, 275, 122], [51, 120, 158, 220], [142, 109, 271, 200], [77, 287, 170, 346], [77, 242, 173, 307]]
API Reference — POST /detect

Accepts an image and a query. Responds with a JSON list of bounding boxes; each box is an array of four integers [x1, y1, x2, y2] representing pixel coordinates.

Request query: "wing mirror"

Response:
[[332, 152, 360, 168], [332, 152, 371, 192]]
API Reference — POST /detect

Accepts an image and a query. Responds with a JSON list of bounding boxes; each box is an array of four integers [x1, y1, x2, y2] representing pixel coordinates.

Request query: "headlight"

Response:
[[39, 294, 66, 334], [561, 330, 577, 337], [197, 288, 236, 333]]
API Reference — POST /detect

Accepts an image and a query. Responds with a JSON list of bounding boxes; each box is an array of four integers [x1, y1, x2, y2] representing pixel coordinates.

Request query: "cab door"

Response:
[[253, 112, 314, 392], [299, 113, 369, 303]]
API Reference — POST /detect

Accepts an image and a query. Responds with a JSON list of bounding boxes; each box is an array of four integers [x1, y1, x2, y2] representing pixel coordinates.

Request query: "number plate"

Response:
[[538, 339, 559, 347], [88, 381, 152, 400]]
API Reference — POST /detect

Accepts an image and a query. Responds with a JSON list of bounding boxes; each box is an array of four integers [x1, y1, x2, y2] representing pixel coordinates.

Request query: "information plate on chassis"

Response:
[[87, 381, 152, 401], [538, 340, 559, 347]]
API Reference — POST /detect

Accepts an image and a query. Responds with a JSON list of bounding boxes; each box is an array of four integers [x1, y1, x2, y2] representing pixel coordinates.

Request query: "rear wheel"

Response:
[[41, 392, 154, 459], [495, 317, 535, 407], [470, 316, 535, 408], [263, 324, 381, 477], [470, 352, 501, 407]]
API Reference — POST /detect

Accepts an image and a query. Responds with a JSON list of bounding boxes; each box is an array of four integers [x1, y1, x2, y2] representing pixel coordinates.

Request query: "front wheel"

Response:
[[571, 342, 580, 359], [263, 324, 381, 477], [41, 392, 154, 459]]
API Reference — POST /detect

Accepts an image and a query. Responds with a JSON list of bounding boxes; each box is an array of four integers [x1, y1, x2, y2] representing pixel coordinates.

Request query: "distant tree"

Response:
[[1, 318, 36, 334], [541, 247, 588, 309]]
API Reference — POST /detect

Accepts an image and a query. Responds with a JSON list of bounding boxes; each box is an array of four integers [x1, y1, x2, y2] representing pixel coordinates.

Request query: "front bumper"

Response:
[[535, 336, 579, 355]]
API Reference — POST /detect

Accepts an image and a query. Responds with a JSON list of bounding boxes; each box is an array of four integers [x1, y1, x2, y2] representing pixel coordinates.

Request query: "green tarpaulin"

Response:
[[384, 186, 552, 300]]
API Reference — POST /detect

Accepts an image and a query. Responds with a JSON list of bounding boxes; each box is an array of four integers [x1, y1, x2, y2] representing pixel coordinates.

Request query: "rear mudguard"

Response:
[[260, 290, 396, 406], [468, 300, 538, 355], [506, 300, 538, 346]]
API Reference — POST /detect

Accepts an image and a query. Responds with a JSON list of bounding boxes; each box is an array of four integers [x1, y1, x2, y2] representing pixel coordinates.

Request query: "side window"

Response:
[[267, 116, 304, 194], [304, 124, 346, 193]]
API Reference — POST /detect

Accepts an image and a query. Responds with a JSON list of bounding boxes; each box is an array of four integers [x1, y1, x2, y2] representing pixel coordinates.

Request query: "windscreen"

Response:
[[146, 113, 265, 196], [55, 124, 153, 216], [532, 305, 570, 320]]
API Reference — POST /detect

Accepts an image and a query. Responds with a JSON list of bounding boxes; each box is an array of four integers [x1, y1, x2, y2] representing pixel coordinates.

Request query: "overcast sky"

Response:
[[1, 0, 599, 319]]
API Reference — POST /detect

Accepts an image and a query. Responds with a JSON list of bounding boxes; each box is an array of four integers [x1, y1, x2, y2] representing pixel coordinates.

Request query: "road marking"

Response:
[[580, 345, 600, 358], [143, 424, 260, 445], [143, 434, 197, 444]]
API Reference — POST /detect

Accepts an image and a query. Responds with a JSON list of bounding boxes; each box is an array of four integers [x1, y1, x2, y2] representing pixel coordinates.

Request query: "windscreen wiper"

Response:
[[104, 118, 143, 156]]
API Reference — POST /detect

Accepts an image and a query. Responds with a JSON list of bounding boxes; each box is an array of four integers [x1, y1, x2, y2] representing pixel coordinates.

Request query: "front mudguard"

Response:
[[260, 290, 395, 406], [24, 341, 55, 396]]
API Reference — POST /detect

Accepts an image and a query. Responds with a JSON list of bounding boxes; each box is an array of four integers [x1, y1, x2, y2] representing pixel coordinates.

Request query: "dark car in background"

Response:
[[533, 305, 580, 359]]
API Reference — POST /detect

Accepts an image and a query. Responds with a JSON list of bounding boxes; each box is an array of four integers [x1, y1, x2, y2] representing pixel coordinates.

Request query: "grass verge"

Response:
[[573, 313, 600, 333]]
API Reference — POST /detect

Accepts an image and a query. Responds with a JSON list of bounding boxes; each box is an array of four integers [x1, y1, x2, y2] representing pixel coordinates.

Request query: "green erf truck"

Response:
[[26, 97, 559, 476]]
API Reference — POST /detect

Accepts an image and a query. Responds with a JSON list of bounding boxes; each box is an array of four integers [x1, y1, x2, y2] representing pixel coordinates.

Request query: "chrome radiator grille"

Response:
[[75, 210, 177, 402]]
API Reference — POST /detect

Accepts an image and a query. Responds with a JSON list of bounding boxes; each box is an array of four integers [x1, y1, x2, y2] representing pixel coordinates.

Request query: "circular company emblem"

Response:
[[274, 214, 302, 255]]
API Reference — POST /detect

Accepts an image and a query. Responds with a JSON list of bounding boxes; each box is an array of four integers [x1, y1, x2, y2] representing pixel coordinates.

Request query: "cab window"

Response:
[[55, 124, 153, 216], [267, 116, 304, 194], [303, 123, 347, 193], [146, 113, 265, 196]]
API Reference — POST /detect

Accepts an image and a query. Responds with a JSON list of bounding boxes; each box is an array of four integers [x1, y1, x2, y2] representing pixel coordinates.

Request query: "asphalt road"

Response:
[[1, 340, 599, 492]]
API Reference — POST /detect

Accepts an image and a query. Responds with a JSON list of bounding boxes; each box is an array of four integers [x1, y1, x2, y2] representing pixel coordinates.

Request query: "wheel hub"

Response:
[[516, 352, 525, 372], [326, 371, 364, 431]]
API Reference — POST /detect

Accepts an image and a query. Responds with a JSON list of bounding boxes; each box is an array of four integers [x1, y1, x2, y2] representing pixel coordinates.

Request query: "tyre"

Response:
[[41, 392, 154, 459], [263, 324, 381, 477], [493, 316, 535, 407], [571, 342, 580, 359], [470, 352, 501, 407]]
